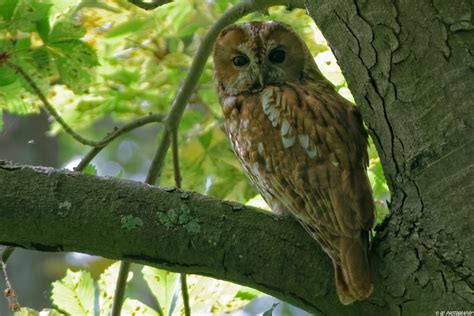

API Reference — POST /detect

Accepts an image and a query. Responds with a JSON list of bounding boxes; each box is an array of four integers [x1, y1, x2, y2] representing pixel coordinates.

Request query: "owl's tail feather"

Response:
[[335, 230, 373, 305]]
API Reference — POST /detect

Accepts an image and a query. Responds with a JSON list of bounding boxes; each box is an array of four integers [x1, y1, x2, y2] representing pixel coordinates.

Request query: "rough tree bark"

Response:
[[306, 0, 474, 314], [0, 0, 473, 315]]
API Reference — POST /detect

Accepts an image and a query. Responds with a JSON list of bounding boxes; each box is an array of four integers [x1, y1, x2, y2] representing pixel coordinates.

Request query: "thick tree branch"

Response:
[[306, 0, 474, 312], [0, 162, 388, 315]]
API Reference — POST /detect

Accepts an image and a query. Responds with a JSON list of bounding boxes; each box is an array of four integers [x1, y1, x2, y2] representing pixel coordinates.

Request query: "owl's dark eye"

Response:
[[268, 48, 286, 63], [232, 55, 250, 67]]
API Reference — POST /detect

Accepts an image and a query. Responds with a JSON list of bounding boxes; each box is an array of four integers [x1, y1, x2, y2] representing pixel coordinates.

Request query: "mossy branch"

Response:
[[0, 162, 391, 315]]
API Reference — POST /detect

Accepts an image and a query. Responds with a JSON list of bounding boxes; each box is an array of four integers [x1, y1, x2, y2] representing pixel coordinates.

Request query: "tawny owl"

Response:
[[212, 21, 375, 304]]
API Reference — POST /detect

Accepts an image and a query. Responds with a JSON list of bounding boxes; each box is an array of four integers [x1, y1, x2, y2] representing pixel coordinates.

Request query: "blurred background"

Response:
[[0, 0, 389, 315]]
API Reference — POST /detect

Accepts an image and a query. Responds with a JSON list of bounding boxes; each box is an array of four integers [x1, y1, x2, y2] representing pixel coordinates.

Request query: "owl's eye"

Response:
[[232, 55, 250, 67], [268, 48, 286, 63]]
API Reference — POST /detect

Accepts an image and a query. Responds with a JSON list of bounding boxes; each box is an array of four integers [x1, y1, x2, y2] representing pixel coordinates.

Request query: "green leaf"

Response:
[[0, 80, 40, 115], [49, 40, 98, 93], [122, 299, 159, 316], [8, 0, 51, 33], [0, 0, 18, 23], [14, 37, 31, 54], [50, 40, 99, 66], [172, 275, 255, 316], [99, 262, 133, 316], [0, 66, 17, 87], [105, 18, 150, 38], [51, 270, 95, 316], [31, 47, 51, 69], [14, 308, 64, 316], [83, 163, 97, 175], [48, 17, 86, 43], [142, 266, 178, 316]]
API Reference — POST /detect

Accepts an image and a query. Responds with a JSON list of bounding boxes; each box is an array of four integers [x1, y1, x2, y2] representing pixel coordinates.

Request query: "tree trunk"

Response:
[[0, 0, 472, 315], [307, 0, 474, 313]]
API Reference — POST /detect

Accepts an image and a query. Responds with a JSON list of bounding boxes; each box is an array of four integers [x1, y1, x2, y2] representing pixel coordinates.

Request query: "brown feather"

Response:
[[213, 20, 375, 304]]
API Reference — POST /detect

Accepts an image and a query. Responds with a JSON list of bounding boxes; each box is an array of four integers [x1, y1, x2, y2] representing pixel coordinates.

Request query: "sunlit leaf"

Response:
[[14, 307, 64, 316], [173, 275, 255, 316], [98, 262, 133, 316], [142, 266, 178, 316], [0, 66, 17, 87], [106, 18, 150, 38], [83, 163, 97, 175], [51, 270, 95, 316], [49, 40, 98, 92], [0, 0, 18, 23], [7, 0, 51, 33], [122, 298, 159, 316], [48, 17, 86, 43]]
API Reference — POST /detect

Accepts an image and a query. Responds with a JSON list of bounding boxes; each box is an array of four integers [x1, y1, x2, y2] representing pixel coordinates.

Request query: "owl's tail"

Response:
[[334, 230, 373, 305]]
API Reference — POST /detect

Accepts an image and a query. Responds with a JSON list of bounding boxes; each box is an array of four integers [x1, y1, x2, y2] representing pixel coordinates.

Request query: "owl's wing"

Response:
[[261, 84, 375, 302], [262, 84, 374, 232]]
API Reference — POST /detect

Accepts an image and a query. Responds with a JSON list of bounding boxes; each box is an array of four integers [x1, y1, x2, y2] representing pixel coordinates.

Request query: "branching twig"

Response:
[[74, 113, 164, 171], [5, 62, 166, 154], [170, 128, 190, 316], [5, 61, 99, 147], [110, 261, 131, 316], [128, 0, 172, 10], [1, 247, 20, 312], [180, 273, 191, 316], [171, 128, 182, 188], [145, 128, 171, 185]]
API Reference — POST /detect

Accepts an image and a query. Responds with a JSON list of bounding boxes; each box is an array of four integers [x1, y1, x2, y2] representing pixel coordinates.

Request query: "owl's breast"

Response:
[[222, 94, 270, 173], [220, 91, 305, 197]]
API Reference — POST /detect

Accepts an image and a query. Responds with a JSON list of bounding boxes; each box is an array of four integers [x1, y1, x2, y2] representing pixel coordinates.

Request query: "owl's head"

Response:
[[213, 20, 323, 96]]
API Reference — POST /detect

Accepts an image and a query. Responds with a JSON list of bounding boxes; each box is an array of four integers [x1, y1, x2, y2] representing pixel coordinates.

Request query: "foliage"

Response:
[[1, 0, 390, 314], [15, 263, 258, 316]]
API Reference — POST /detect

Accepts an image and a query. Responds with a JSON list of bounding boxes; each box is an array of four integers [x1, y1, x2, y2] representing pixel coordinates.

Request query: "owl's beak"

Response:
[[250, 72, 264, 93], [258, 72, 264, 87]]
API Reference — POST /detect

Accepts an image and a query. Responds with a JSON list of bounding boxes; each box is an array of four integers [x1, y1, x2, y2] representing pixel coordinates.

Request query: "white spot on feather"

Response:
[[257, 142, 265, 156], [298, 135, 310, 149], [282, 136, 296, 148], [307, 146, 318, 158], [272, 110, 280, 127], [281, 119, 290, 136], [242, 119, 249, 129], [223, 96, 236, 109]]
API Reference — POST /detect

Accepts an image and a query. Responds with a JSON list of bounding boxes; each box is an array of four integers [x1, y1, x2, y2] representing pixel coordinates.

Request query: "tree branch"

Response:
[[5, 61, 99, 147], [74, 113, 164, 171], [128, 0, 172, 10], [0, 162, 389, 315]]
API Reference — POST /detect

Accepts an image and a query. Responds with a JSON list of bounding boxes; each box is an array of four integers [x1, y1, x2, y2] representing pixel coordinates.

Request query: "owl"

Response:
[[212, 21, 375, 304]]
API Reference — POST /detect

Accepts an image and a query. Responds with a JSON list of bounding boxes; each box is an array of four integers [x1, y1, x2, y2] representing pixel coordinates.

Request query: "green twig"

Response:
[[171, 128, 182, 188], [128, 0, 172, 10], [0, 247, 14, 263], [170, 129, 190, 316], [145, 128, 171, 185], [1, 247, 20, 312], [110, 261, 131, 316], [180, 273, 191, 316], [5, 61, 99, 147]]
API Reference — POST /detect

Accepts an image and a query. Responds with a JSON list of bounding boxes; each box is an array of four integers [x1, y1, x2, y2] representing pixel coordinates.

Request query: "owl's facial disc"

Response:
[[213, 20, 308, 96]]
